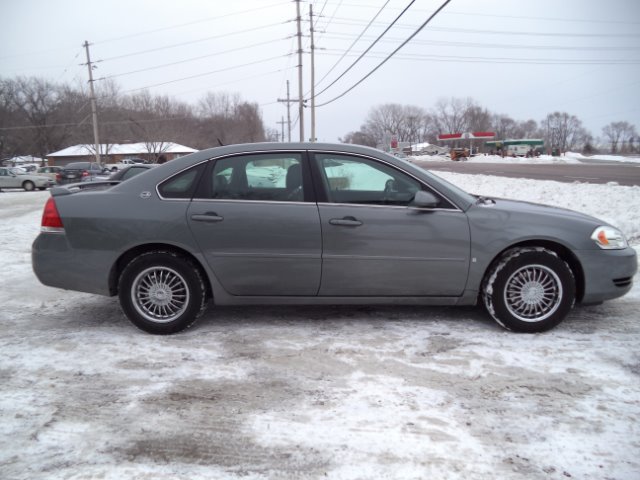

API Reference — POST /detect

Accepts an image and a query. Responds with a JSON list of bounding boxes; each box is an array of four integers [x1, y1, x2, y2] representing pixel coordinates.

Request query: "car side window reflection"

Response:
[[314, 154, 422, 206], [208, 153, 304, 202]]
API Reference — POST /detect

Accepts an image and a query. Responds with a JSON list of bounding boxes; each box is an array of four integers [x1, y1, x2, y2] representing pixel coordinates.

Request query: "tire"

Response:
[[111, 167, 118, 172], [23, 181, 35, 191], [482, 247, 575, 333], [118, 251, 208, 334]]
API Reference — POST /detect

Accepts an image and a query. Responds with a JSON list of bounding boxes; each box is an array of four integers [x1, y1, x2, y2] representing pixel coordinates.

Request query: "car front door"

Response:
[[0, 168, 19, 188], [312, 152, 471, 297], [187, 152, 322, 296]]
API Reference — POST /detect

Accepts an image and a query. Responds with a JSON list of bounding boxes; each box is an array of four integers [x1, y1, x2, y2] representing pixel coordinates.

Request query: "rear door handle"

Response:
[[191, 212, 224, 223], [329, 216, 362, 227]]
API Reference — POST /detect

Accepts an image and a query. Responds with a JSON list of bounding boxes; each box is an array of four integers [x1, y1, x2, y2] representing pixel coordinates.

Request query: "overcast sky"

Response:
[[1, 0, 639, 144]]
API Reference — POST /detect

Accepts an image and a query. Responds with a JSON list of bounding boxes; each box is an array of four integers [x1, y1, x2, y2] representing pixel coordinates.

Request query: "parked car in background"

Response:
[[36, 166, 63, 181], [18, 164, 39, 173], [32, 142, 637, 335], [104, 158, 148, 172], [56, 162, 105, 184], [0, 166, 54, 191], [81, 164, 157, 184]]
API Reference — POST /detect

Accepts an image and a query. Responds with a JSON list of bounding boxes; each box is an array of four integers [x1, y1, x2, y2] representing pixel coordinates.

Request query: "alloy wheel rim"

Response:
[[131, 266, 189, 323], [504, 264, 563, 322]]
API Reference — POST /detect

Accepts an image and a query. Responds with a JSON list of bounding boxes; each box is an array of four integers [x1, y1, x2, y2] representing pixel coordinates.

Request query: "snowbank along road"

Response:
[[1, 170, 639, 479]]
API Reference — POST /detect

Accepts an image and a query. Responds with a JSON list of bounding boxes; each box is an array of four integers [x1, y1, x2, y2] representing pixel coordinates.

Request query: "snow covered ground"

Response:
[[410, 151, 640, 165], [1, 171, 639, 479]]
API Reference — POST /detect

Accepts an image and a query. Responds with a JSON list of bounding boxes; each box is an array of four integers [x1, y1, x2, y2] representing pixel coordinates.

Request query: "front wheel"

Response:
[[482, 247, 575, 333], [118, 251, 208, 334], [23, 181, 35, 191]]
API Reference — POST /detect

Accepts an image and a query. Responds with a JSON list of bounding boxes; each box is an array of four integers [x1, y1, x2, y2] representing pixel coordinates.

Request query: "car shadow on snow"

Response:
[[43, 295, 632, 337]]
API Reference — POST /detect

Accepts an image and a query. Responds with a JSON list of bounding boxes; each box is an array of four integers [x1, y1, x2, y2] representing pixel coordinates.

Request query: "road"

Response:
[[412, 160, 640, 186]]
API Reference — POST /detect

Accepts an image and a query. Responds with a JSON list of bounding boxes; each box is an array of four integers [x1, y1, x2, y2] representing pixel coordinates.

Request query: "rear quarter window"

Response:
[[158, 163, 206, 199]]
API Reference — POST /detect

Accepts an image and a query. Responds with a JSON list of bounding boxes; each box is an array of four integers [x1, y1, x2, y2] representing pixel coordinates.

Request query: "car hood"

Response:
[[487, 196, 604, 224]]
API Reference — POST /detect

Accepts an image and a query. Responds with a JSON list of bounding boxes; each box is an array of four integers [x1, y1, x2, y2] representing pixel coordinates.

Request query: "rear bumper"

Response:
[[32, 232, 114, 296], [575, 247, 637, 303]]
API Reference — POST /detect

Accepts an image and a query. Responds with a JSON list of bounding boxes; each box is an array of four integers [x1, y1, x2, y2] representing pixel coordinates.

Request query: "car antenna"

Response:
[[217, 138, 224, 146]]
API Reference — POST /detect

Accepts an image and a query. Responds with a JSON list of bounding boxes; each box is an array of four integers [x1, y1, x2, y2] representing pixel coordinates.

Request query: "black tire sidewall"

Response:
[[487, 250, 575, 333], [118, 252, 205, 334]]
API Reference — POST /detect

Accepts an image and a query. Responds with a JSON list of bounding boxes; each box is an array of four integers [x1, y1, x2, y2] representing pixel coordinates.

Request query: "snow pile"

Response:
[[565, 151, 640, 163], [431, 171, 640, 244], [411, 154, 582, 164], [411, 152, 640, 165]]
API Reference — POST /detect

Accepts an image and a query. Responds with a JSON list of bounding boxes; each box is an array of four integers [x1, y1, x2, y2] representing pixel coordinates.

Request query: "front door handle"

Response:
[[329, 216, 362, 227], [191, 212, 224, 223]]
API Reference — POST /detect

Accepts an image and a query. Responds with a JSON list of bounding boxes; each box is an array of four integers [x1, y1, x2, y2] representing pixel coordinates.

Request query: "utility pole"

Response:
[[295, 0, 304, 142], [309, 4, 316, 142], [83, 40, 101, 165], [277, 80, 293, 142], [276, 117, 286, 142]]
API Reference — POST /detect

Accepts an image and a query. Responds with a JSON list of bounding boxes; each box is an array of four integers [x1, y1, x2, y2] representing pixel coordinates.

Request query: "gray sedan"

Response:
[[32, 143, 637, 334], [0, 167, 54, 191]]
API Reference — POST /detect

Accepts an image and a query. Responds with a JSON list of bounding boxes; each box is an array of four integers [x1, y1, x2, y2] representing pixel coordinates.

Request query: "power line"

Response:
[[327, 17, 640, 37], [120, 54, 289, 94], [172, 66, 295, 98], [320, 49, 640, 65], [101, 38, 287, 80], [316, 0, 453, 107], [314, 0, 344, 43], [314, 0, 417, 99], [313, 0, 391, 92], [93, 1, 291, 44], [321, 32, 640, 51], [100, 22, 288, 62], [317, 2, 640, 26]]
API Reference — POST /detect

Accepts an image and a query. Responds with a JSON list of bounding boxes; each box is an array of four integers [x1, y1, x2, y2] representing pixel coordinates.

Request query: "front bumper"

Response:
[[575, 246, 637, 304]]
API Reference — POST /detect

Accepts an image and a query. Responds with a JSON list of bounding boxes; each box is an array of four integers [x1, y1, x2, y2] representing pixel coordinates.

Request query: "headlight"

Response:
[[591, 226, 628, 250]]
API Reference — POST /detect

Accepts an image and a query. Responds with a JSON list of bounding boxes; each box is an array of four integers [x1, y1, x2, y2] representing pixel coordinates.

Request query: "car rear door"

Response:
[[311, 152, 471, 297], [186, 151, 322, 296]]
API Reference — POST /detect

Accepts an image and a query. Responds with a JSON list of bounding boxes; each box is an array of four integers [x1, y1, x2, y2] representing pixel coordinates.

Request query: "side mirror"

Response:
[[412, 190, 439, 209]]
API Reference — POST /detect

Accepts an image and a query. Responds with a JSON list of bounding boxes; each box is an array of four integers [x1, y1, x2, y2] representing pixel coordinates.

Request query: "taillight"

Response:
[[55, 173, 61, 182], [41, 197, 64, 232], [82, 170, 89, 177]]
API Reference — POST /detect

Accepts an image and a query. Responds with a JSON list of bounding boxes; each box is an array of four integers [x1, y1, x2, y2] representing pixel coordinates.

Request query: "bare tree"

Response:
[[2, 77, 74, 160], [430, 97, 475, 134], [360, 103, 428, 143], [340, 130, 377, 147], [542, 112, 589, 153], [602, 121, 637, 153], [196, 91, 265, 146]]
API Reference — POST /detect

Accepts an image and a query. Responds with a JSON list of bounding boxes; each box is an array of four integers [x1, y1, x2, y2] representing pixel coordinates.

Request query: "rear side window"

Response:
[[199, 153, 304, 202], [66, 162, 90, 170], [158, 163, 205, 199]]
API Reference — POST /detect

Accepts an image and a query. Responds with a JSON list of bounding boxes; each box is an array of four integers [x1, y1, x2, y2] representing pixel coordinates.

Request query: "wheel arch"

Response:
[[108, 243, 213, 300], [483, 240, 585, 303]]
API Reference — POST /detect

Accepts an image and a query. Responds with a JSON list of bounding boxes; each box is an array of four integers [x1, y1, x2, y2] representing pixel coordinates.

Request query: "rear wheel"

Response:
[[482, 247, 575, 333], [23, 181, 35, 191], [118, 251, 208, 334]]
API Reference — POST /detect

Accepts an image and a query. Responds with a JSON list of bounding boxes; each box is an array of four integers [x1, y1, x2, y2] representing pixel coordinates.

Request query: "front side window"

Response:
[[203, 153, 304, 202], [314, 154, 422, 206]]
